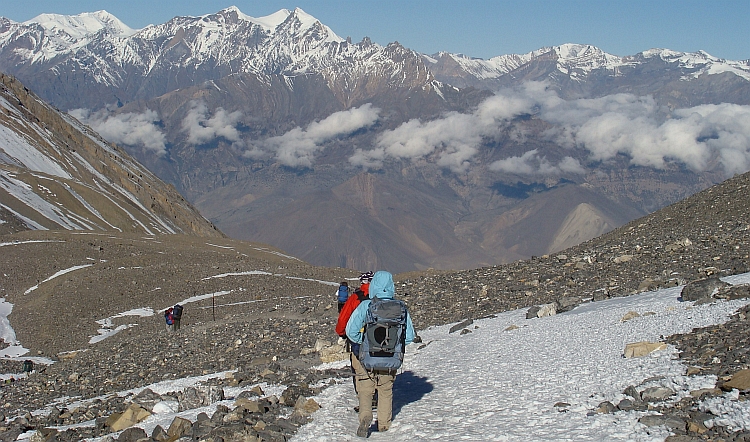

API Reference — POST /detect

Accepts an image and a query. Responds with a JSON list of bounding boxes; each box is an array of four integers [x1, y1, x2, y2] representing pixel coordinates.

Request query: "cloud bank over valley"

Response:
[[354, 82, 750, 177], [70, 84, 750, 177]]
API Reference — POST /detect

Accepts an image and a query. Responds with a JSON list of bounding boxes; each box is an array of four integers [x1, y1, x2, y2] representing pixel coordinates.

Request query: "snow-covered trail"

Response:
[[292, 275, 750, 441]]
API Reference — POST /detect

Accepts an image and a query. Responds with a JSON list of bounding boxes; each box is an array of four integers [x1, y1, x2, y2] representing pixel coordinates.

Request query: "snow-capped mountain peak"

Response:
[[423, 43, 626, 82], [24, 10, 138, 38], [639, 48, 750, 81], [248, 8, 292, 32], [277, 7, 343, 44]]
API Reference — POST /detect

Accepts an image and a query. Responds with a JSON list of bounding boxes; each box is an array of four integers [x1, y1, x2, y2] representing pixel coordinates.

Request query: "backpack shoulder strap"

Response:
[[355, 290, 368, 302]]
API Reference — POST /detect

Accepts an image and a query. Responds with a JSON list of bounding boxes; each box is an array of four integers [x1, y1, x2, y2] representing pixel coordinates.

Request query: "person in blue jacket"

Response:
[[337, 281, 350, 312], [346, 270, 415, 438]]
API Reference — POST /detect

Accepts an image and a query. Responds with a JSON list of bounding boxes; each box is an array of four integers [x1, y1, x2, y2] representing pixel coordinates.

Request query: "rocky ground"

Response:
[[0, 170, 749, 441]]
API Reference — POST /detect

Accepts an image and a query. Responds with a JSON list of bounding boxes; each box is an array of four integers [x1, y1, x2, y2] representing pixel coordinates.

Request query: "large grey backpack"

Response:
[[359, 296, 408, 372]]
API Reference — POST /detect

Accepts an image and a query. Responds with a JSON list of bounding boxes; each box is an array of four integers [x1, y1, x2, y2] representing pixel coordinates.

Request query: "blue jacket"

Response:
[[346, 270, 415, 345]]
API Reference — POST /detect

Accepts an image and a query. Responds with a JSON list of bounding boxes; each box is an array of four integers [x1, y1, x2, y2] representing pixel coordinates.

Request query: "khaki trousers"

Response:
[[353, 355, 395, 432]]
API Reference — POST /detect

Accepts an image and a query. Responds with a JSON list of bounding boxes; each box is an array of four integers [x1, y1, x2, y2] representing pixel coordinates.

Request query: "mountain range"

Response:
[[1, 7, 749, 272]]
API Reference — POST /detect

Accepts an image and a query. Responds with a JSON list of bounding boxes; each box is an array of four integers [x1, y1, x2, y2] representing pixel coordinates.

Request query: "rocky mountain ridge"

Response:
[[426, 44, 750, 100], [0, 7, 449, 111]]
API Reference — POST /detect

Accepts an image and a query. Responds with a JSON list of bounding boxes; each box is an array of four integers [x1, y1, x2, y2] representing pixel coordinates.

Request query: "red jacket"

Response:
[[335, 283, 369, 337]]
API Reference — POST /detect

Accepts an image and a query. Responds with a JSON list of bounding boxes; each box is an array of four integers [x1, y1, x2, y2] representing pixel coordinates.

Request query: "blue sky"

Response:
[[0, 0, 747, 61]]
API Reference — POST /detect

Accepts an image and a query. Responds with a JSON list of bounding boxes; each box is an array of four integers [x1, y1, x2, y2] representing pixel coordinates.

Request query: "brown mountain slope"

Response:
[[220, 172, 484, 272], [481, 184, 645, 258], [216, 172, 643, 272], [0, 73, 222, 237]]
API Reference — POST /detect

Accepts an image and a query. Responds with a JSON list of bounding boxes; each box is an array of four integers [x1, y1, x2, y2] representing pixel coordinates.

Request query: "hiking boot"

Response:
[[356, 420, 370, 438]]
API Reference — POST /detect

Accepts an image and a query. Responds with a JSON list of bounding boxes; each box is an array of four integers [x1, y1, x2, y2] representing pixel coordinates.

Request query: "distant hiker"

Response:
[[22, 360, 34, 373], [337, 272, 373, 338], [164, 307, 174, 332], [336, 271, 374, 394], [337, 281, 350, 312], [172, 304, 184, 331], [346, 270, 415, 438]]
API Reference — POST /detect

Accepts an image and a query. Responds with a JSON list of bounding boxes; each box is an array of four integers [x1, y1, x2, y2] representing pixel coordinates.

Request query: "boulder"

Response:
[[641, 386, 675, 402], [718, 284, 750, 300], [116, 427, 148, 442], [623, 341, 667, 358], [234, 398, 262, 413], [537, 303, 557, 318], [192, 416, 217, 440], [680, 277, 729, 302], [621, 311, 641, 322], [293, 396, 321, 417], [167, 416, 193, 439], [595, 401, 615, 414], [525, 306, 541, 319], [623, 385, 644, 403], [132, 388, 163, 412], [555, 297, 581, 313], [178, 386, 224, 411], [106, 403, 151, 432], [150, 425, 168, 442], [722, 369, 750, 391], [639, 414, 685, 431], [616, 398, 636, 411]]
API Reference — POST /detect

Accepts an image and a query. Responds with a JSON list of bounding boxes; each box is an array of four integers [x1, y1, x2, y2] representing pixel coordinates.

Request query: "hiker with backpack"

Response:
[[336, 271, 374, 394], [164, 307, 174, 332], [337, 281, 350, 312], [345, 270, 415, 438], [172, 304, 184, 331], [336, 272, 373, 338]]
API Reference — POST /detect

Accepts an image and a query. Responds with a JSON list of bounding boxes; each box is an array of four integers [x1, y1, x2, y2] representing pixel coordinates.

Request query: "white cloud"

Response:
[[351, 81, 750, 177], [529, 88, 750, 175], [353, 86, 539, 173], [181, 101, 243, 146], [349, 146, 386, 169], [489, 150, 585, 175], [258, 104, 380, 168], [69, 108, 167, 156]]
